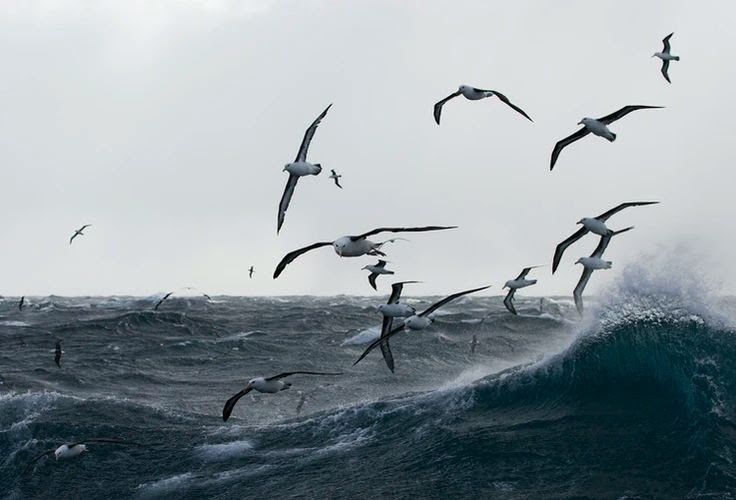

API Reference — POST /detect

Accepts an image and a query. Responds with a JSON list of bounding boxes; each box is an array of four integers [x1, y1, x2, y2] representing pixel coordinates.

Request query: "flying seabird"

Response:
[[296, 392, 307, 415], [249, 266, 255, 279], [354, 285, 490, 369], [434, 85, 533, 125], [550, 106, 663, 170], [54, 339, 62, 368], [154, 292, 174, 311], [470, 334, 479, 354], [374, 280, 420, 372], [69, 224, 92, 245], [202, 293, 212, 301], [18, 296, 25, 311], [277, 104, 332, 233], [503, 266, 543, 315], [222, 371, 342, 421], [273, 226, 456, 278], [329, 169, 343, 189], [653, 33, 679, 83], [23, 438, 140, 474], [362, 260, 395, 291], [573, 226, 633, 315], [552, 201, 659, 273]]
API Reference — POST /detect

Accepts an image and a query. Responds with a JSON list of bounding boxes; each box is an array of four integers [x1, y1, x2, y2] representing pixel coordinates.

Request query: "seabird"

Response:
[[273, 226, 456, 278], [354, 285, 490, 368], [573, 226, 633, 315], [202, 293, 212, 301], [653, 33, 679, 83], [329, 169, 343, 188], [362, 260, 395, 291], [503, 266, 542, 315], [374, 280, 420, 372], [249, 266, 255, 279], [154, 292, 174, 311], [54, 339, 62, 368], [296, 392, 307, 415], [222, 371, 342, 421], [552, 201, 659, 273], [69, 224, 92, 245], [434, 85, 533, 125], [23, 438, 140, 474], [18, 296, 25, 311], [550, 106, 663, 170], [470, 334, 479, 354], [277, 104, 332, 233]]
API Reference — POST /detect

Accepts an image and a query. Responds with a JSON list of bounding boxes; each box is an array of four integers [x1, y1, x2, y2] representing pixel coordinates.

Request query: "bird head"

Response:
[[574, 258, 584, 266], [54, 448, 63, 460], [578, 118, 593, 126], [576, 217, 590, 225], [503, 281, 511, 289], [282, 164, 289, 172], [458, 84, 470, 92], [361, 265, 369, 271]]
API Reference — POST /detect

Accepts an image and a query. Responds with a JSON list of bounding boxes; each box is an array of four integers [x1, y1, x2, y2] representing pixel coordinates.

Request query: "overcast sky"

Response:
[[0, 0, 734, 297]]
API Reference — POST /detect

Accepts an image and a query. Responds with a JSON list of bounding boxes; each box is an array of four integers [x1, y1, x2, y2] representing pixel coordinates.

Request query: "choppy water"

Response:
[[2, 273, 736, 498]]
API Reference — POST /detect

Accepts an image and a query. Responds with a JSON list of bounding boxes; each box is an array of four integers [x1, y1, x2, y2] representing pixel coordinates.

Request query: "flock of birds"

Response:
[[18, 33, 679, 474]]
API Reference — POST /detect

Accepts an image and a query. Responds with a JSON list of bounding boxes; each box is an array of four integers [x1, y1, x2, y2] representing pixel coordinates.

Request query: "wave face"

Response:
[[2, 279, 736, 498]]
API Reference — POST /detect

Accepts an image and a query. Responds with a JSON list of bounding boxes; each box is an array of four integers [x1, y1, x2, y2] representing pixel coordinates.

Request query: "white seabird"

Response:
[[653, 33, 679, 83], [354, 285, 490, 369], [374, 280, 420, 372], [503, 266, 543, 315], [434, 85, 533, 125], [273, 226, 456, 278], [278, 104, 332, 233], [222, 371, 342, 421], [573, 226, 633, 315], [23, 438, 140, 474], [362, 260, 395, 291], [552, 201, 659, 273], [69, 224, 91, 245], [329, 169, 343, 189], [550, 105, 663, 170]]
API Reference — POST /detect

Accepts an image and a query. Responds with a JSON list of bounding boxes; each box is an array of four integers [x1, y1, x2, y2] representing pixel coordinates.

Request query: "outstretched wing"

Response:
[[387, 280, 420, 304], [550, 127, 590, 171], [69, 233, 78, 245], [433, 91, 461, 125], [419, 285, 490, 317], [595, 201, 659, 222], [350, 226, 457, 241], [661, 60, 671, 83], [71, 437, 140, 447], [354, 321, 405, 367], [273, 241, 333, 278], [333, 177, 342, 189], [222, 385, 254, 421], [514, 266, 541, 281], [277, 174, 299, 234], [266, 371, 343, 381], [368, 273, 379, 291], [295, 104, 332, 162], [591, 226, 633, 258], [573, 268, 594, 315], [23, 449, 54, 474], [597, 105, 663, 125], [662, 32, 673, 54], [503, 288, 517, 315], [491, 91, 533, 122], [552, 226, 588, 273], [80, 224, 92, 231]]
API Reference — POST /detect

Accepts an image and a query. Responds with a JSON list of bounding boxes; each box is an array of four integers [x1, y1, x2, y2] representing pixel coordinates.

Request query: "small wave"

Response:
[[0, 320, 30, 327], [341, 327, 380, 346], [195, 439, 255, 462]]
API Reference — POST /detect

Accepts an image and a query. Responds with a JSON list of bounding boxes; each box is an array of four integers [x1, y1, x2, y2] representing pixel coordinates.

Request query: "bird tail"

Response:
[[608, 132, 617, 142], [673, 56, 680, 61], [313, 164, 323, 174]]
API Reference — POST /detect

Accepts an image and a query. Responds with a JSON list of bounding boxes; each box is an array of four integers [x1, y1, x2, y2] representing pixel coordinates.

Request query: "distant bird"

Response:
[[249, 266, 255, 279], [273, 226, 456, 278], [550, 106, 663, 170], [362, 260, 394, 291], [375, 280, 420, 372], [503, 266, 542, 315], [573, 227, 633, 315], [69, 224, 92, 245], [54, 339, 62, 368], [552, 201, 659, 273], [296, 392, 307, 415], [653, 33, 679, 83], [278, 104, 332, 233], [470, 334, 479, 354], [222, 371, 342, 421], [202, 293, 212, 301], [23, 438, 140, 474], [329, 169, 343, 189], [154, 292, 173, 311], [18, 296, 25, 311], [434, 85, 533, 125], [354, 285, 490, 368]]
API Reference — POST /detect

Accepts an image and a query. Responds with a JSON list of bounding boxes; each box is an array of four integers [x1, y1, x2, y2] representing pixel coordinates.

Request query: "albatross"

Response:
[[23, 438, 140, 474], [434, 85, 532, 125], [503, 266, 543, 315], [573, 226, 633, 315], [552, 201, 659, 273], [153, 292, 174, 311], [329, 169, 343, 188], [273, 226, 456, 278], [249, 266, 255, 279], [18, 296, 25, 311], [362, 260, 395, 290], [54, 339, 62, 368], [277, 104, 332, 233], [653, 33, 679, 83], [374, 280, 420, 372], [550, 105, 663, 170], [354, 285, 490, 369], [69, 224, 91, 245], [222, 371, 342, 421]]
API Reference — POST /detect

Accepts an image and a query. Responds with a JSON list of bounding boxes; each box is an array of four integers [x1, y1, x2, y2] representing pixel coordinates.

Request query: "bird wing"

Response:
[[265, 371, 343, 381], [597, 105, 663, 125], [573, 267, 594, 315], [514, 266, 540, 281], [350, 226, 457, 241], [80, 224, 92, 231], [71, 437, 140, 447], [419, 285, 490, 317], [277, 174, 300, 234], [662, 32, 673, 54], [23, 449, 55, 474], [333, 177, 342, 188], [552, 226, 588, 273], [433, 91, 461, 125], [550, 127, 590, 171], [222, 385, 254, 422], [376, 260, 387, 268], [273, 241, 333, 278], [368, 273, 379, 291], [503, 288, 517, 315], [69, 233, 78, 245], [595, 201, 659, 222], [387, 280, 420, 304], [591, 226, 634, 258], [353, 321, 405, 367], [331, 169, 336, 175], [379, 337, 395, 373], [295, 104, 332, 162], [490, 90, 533, 122], [661, 59, 671, 83]]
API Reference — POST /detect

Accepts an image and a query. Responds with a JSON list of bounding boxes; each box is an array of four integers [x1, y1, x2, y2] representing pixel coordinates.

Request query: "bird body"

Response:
[[378, 303, 415, 317], [459, 85, 491, 100], [248, 377, 291, 394], [576, 257, 612, 270], [333, 236, 378, 257], [363, 263, 393, 275], [579, 118, 616, 141], [403, 315, 433, 330], [654, 52, 679, 61], [55, 444, 87, 460], [284, 161, 322, 177], [579, 217, 610, 235], [504, 278, 537, 290]]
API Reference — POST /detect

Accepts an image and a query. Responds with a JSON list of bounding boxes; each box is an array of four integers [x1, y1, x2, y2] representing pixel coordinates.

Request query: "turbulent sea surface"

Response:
[[3, 273, 736, 498]]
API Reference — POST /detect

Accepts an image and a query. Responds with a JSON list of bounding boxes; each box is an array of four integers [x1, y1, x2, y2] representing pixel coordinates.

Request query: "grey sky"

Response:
[[1, 1, 734, 297]]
